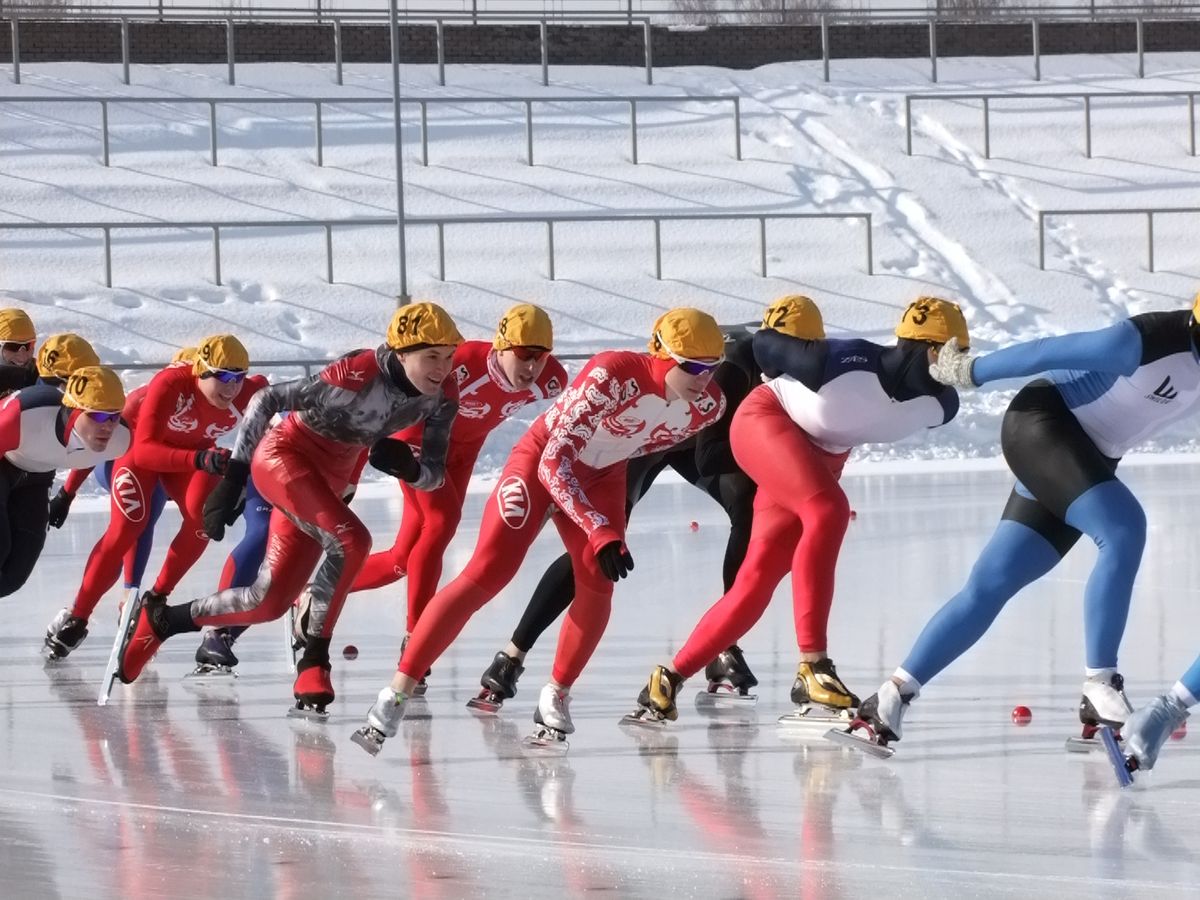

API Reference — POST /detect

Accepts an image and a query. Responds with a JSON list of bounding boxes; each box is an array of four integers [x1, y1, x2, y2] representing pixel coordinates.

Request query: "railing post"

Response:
[[315, 102, 323, 166], [1084, 94, 1092, 159], [436, 20, 445, 87], [546, 221, 555, 280], [1032, 19, 1041, 82], [334, 19, 343, 86], [644, 21, 653, 86], [1147, 211, 1154, 272], [733, 97, 742, 160], [758, 217, 767, 277], [226, 18, 235, 86], [627, 0, 633, 27], [1136, 17, 1144, 79], [420, 101, 429, 166], [653, 219, 662, 279], [929, 18, 937, 84], [1190, 94, 1197, 157], [11, 17, 19, 85], [103, 226, 112, 287], [209, 101, 218, 166], [864, 214, 873, 275], [983, 97, 990, 159], [212, 226, 222, 285], [325, 224, 333, 283], [540, 20, 549, 87], [1038, 211, 1045, 271], [629, 100, 638, 165], [525, 100, 534, 165], [437, 223, 446, 280], [101, 100, 110, 167], [121, 18, 130, 86], [821, 15, 829, 83], [905, 95, 913, 155]]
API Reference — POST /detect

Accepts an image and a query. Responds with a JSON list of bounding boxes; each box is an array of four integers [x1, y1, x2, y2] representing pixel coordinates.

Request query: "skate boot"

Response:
[[1114, 693, 1190, 783], [1068, 671, 1133, 752], [288, 640, 334, 721], [825, 680, 914, 759], [351, 686, 408, 756], [780, 658, 859, 729], [467, 651, 525, 714], [189, 628, 239, 678], [622, 665, 685, 727], [701, 644, 759, 704], [43, 608, 89, 661], [524, 683, 574, 752], [116, 590, 171, 685]]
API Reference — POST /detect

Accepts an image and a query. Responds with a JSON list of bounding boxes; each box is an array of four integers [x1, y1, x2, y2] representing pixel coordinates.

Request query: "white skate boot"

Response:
[[350, 687, 408, 757], [825, 680, 915, 759], [1101, 693, 1192, 786], [1067, 671, 1133, 753], [43, 608, 89, 661], [524, 683, 573, 754]]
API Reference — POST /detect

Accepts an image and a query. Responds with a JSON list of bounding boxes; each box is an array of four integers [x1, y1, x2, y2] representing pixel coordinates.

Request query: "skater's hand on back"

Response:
[[194, 447, 232, 475], [368, 438, 421, 483], [47, 487, 75, 529], [595, 541, 635, 582], [928, 337, 976, 389], [202, 458, 250, 541]]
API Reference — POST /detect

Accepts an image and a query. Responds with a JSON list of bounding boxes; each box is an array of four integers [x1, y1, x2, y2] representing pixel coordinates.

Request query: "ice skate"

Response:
[[467, 651, 525, 714], [1103, 694, 1191, 786], [98, 590, 166, 705], [523, 683, 573, 754], [621, 665, 685, 728], [1067, 671, 1133, 753], [187, 628, 239, 680], [43, 608, 89, 662], [351, 686, 409, 756], [824, 680, 913, 759], [697, 645, 758, 707], [288, 656, 334, 722], [780, 658, 859, 730]]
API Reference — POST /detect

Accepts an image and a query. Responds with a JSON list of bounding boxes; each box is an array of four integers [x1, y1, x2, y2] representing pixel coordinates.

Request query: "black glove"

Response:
[[194, 447, 232, 475], [595, 540, 635, 582], [369, 438, 421, 483], [47, 487, 75, 529], [202, 459, 250, 541]]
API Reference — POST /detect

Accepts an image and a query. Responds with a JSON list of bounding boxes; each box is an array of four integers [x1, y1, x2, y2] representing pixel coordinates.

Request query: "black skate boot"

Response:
[[1067, 671, 1133, 752], [43, 608, 89, 661], [467, 651, 525, 714], [288, 638, 334, 722], [700, 644, 759, 705], [622, 665, 685, 728], [188, 628, 240, 679], [825, 681, 912, 759]]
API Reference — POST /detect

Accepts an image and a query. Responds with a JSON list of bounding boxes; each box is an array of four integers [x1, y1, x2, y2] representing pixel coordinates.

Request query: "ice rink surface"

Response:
[[5, 464, 1200, 898]]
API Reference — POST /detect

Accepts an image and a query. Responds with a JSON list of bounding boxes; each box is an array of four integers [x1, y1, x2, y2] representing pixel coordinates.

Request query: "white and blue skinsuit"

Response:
[[900, 310, 1200, 686]]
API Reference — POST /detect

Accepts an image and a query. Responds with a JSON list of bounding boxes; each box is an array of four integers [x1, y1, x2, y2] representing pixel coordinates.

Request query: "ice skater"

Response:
[[353, 308, 728, 755], [839, 296, 1200, 758], [628, 297, 966, 730], [113, 303, 462, 717], [0, 308, 39, 397]]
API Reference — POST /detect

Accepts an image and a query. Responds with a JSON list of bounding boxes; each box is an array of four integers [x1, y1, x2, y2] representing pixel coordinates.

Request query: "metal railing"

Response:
[[0, 92, 742, 167], [0, 210, 873, 287], [1037, 206, 1200, 271], [906, 90, 1199, 159]]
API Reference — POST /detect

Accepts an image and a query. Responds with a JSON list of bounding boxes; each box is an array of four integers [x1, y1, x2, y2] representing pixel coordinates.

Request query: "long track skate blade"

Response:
[[696, 688, 758, 708], [466, 694, 503, 715], [98, 590, 142, 707], [779, 707, 855, 730], [184, 666, 237, 682], [823, 727, 895, 759], [350, 728, 384, 757], [1098, 726, 1136, 788], [521, 734, 569, 756], [284, 610, 298, 673], [620, 709, 670, 729], [1066, 736, 1104, 753], [286, 705, 330, 724]]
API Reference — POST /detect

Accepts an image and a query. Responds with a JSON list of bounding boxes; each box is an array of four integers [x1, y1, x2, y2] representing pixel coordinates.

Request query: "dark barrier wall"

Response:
[[2, 20, 1198, 68]]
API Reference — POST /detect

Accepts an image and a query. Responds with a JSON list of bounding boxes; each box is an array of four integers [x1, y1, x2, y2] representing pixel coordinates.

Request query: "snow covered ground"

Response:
[[3, 50, 1200, 471]]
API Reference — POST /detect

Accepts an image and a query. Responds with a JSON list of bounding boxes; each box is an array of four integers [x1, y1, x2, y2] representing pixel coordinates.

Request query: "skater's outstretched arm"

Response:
[[407, 386, 458, 491], [958, 320, 1144, 387], [751, 329, 828, 388]]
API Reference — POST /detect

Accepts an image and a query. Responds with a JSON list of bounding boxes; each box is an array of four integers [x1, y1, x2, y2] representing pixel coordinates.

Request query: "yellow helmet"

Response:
[[194, 334, 250, 376], [387, 301, 463, 351], [171, 346, 198, 365], [0, 308, 35, 344], [37, 333, 100, 380], [648, 308, 724, 361], [494, 303, 554, 351], [62, 366, 126, 414], [762, 294, 825, 340], [895, 296, 970, 349]]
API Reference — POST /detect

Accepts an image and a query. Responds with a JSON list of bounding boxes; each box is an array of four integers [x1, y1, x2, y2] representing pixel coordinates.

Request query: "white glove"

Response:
[[928, 337, 977, 389]]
